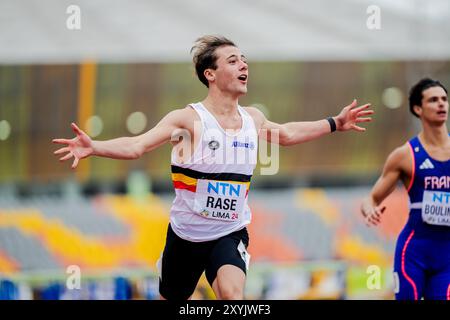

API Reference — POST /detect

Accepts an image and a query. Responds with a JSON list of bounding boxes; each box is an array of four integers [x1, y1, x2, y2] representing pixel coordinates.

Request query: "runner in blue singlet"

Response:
[[361, 78, 450, 300]]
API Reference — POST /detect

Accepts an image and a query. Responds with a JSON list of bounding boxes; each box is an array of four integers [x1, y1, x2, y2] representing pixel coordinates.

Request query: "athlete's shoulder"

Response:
[[388, 143, 411, 161], [165, 106, 200, 127], [243, 105, 264, 116], [385, 142, 412, 172], [242, 106, 266, 129], [394, 142, 411, 157], [170, 105, 198, 117]]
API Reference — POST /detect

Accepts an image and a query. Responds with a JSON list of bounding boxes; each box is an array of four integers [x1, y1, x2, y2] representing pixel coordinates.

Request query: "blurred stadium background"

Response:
[[1, 0, 450, 299]]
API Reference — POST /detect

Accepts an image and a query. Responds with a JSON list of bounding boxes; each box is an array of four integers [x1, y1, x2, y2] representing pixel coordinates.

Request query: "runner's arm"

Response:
[[247, 100, 373, 146], [53, 109, 189, 168], [361, 145, 410, 225]]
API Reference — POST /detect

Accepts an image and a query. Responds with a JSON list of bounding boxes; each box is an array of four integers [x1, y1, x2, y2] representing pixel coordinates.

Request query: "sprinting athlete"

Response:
[[361, 78, 450, 300], [53, 35, 373, 300]]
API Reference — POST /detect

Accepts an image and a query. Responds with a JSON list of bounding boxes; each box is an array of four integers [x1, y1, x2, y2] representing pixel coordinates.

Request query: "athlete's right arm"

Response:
[[361, 144, 411, 226], [52, 108, 193, 169]]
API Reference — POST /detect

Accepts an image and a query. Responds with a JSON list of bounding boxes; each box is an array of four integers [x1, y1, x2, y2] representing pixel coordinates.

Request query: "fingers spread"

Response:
[[54, 147, 70, 155], [52, 138, 71, 145], [348, 99, 357, 109], [354, 103, 371, 112], [71, 122, 81, 135], [356, 117, 372, 123], [351, 124, 366, 132], [59, 152, 73, 162], [72, 157, 79, 169], [358, 110, 374, 117]]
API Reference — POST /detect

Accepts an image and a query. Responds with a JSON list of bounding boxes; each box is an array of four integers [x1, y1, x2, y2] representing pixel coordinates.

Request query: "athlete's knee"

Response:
[[219, 284, 244, 300]]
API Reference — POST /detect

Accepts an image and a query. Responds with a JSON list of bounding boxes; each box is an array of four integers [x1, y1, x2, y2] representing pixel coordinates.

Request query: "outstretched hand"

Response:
[[52, 123, 93, 169], [335, 99, 374, 132]]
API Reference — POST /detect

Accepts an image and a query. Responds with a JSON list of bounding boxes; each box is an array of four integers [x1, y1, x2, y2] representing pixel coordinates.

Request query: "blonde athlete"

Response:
[[54, 35, 373, 300]]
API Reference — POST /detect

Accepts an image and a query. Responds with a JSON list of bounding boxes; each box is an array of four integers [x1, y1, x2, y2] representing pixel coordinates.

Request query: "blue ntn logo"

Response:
[[432, 192, 450, 204], [207, 181, 241, 197]]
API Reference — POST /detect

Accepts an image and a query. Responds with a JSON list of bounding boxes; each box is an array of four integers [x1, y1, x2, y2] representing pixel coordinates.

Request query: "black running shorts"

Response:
[[158, 224, 250, 300]]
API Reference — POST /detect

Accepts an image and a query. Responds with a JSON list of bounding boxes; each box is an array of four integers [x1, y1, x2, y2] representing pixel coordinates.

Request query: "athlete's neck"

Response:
[[202, 90, 240, 117], [419, 123, 449, 147]]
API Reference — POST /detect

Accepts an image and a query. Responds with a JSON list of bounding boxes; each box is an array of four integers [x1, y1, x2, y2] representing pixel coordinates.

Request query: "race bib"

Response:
[[421, 190, 450, 227], [194, 179, 247, 222]]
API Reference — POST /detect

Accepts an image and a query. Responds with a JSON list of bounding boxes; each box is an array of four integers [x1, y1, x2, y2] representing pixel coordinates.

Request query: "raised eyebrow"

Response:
[[226, 54, 247, 61]]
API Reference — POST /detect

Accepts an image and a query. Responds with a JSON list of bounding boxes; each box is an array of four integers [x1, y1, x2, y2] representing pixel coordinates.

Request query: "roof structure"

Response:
[[1, 0, 449, 64]]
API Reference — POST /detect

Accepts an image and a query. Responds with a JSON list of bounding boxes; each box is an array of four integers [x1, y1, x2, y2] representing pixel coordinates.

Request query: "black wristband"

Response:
[[326, 117, 336, 133]]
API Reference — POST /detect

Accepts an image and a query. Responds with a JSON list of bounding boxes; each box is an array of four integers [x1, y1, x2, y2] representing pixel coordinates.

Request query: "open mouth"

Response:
[[437, 110, 447, 115], [238, 74, 247, 82]]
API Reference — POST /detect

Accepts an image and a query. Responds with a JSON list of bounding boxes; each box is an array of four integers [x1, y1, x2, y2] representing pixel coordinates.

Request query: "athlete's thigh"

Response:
[[158, 224, 210, 300], [393, 229, 426, 300], [424, 270, 450, 300], [205, 227, 250, 286]]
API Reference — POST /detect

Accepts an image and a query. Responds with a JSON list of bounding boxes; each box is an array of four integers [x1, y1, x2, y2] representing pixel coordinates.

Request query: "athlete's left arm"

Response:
[[246, 100, 373, 146]]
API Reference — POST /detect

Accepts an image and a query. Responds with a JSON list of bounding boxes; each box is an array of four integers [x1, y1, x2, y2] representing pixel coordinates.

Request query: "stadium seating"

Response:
[[0, 187, 407, 299]]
